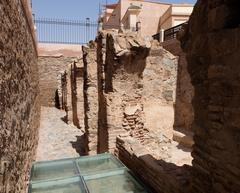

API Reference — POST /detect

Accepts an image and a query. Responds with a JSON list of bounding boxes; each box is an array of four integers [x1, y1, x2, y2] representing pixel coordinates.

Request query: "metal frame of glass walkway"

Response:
[[29, 153, 152, 193]]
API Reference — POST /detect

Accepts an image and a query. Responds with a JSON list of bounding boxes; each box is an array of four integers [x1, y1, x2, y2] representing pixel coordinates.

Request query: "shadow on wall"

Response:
[[55, 89, 60, 109]]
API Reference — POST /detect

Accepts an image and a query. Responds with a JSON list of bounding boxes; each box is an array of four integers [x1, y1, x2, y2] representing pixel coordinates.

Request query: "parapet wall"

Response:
[[0, 1, 40, 192]]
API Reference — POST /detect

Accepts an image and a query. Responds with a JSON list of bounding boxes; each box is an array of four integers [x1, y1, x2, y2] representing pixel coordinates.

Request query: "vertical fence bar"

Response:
[[34, 17, 98, 44]]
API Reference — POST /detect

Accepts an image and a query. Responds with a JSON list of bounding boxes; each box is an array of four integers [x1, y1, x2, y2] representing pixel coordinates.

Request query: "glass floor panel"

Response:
[[29, 177, 87, 193], [84, 169, 148, 193], [76, 153, 125, 175], [31, 158, 78, 182], [29, 153, 151, 193]]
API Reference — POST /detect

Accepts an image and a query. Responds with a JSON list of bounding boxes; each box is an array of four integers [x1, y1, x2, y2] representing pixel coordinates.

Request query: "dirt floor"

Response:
[[36, 107, 85, 161]]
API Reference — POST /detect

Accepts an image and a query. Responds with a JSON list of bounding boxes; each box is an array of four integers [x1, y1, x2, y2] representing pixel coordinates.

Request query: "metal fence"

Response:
[[34, 18, 98, 45], [164, 23, 185, 41], [152, 22, 187, 42]]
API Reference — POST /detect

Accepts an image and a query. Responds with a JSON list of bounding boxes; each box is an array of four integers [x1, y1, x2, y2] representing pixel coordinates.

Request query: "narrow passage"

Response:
[[36, 107, 84, 161]]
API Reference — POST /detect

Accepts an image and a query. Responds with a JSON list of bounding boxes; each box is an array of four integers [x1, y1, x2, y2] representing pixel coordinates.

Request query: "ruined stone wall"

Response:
[[0, 1, 40, 192], [143, 42, 178, 139], [96, 32, 108, 153], [60, 59, 84, 129], [116, 136, 191, 193], [38, 56, 76, 107], [160, 39, 194, 147], [161, 39, 194, 135], [70, 60, 84, 129], [97, 32, 151, 153], [96, 32, 178, 153], [181, 0, 240, 192], [83, 45, 98, 154]]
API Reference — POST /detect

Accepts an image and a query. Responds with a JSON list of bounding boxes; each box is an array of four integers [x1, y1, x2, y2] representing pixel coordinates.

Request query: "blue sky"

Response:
[[32, 0, 197, 21]]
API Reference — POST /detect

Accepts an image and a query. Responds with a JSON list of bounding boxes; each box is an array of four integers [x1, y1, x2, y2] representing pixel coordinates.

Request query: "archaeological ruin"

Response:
[[1, 0, 240, 193]]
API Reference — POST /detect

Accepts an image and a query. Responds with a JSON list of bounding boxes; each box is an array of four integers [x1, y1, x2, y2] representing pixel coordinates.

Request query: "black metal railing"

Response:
[[34, 18, 98, 44], [164, 23, 185, 41], [152, 33, 162, 41], [152, 22, 187, 42]]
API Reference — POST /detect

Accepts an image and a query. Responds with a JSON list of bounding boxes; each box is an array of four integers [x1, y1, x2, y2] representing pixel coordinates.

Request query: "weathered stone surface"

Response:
[[96, 32, 180, 156], [160, 39, 194, 148], [181, 0, 240, 192], [97, 32, 151, 153], [59, 58, 84, 130], [38, 56, 78, 107], [0, 1, 40, 192], [83, 44, 98, 154], [161, 39, 194, 136], [71, 60, 84, 129], [143, 41, 178, 140]]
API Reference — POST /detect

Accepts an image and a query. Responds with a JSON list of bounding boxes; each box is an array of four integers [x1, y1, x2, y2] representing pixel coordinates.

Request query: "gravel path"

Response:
[[36, 107, 85, 161]]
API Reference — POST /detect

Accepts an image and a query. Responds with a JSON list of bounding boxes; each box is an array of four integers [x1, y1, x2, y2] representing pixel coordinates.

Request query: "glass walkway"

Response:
[[29, 153, 151, 193]]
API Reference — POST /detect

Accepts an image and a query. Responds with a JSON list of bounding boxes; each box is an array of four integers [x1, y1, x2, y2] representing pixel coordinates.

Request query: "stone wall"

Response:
[[161, 39, 194, 134], [38, 56, 77, 107], [181, 0, 240, 192], [143, 41, 178, 140], [83, 44, 98, 154], [38, 43, 82, 107], [161, 39, 194, 147], [96, 32, 178, 153], [116, 136, 191, 193], [0, 1, 40, 192], [97, 32, 151, 153], [71, 60, 84, 129], [60, 59, 84, 129]]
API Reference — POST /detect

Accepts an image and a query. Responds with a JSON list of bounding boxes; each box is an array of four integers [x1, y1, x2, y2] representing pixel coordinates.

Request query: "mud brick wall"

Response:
[[116, 136, 191, 193], [83, 45, 99, 154], [0, 1, 40, 192], [181, 0, 240, 192]]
